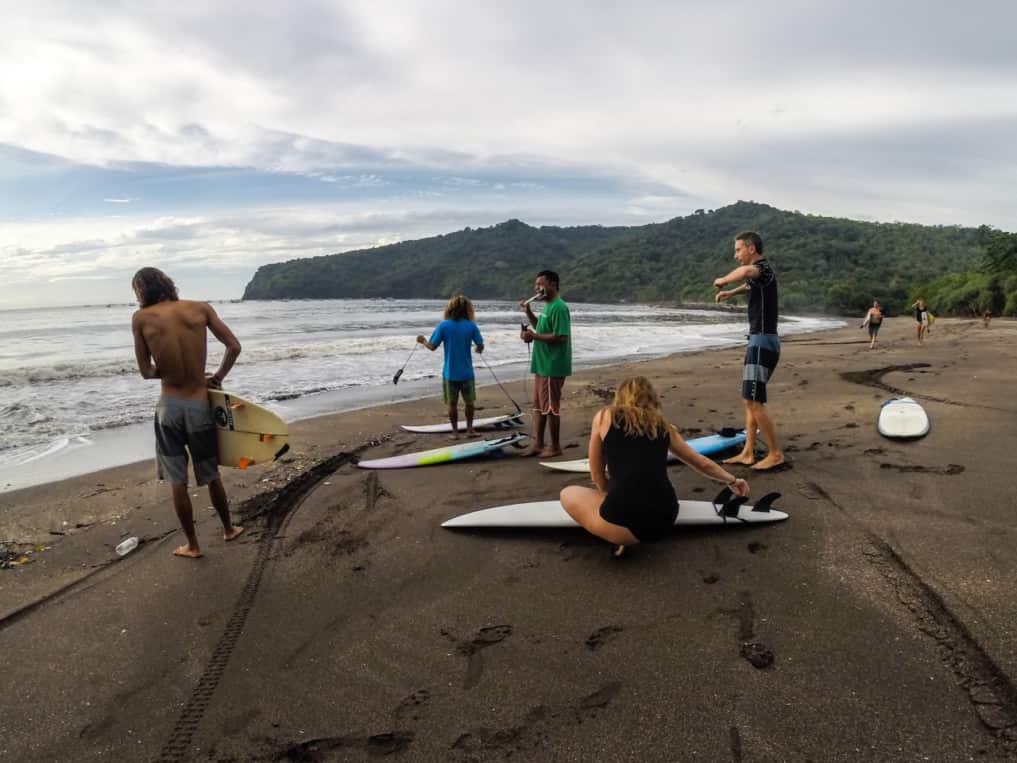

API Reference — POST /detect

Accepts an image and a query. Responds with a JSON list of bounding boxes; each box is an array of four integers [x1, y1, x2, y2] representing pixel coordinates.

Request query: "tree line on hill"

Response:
[[242, 201, 1016, 316]]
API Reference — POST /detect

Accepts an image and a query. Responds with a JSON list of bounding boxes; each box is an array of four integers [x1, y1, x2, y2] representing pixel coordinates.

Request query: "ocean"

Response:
[[0, 299, 842, 491]]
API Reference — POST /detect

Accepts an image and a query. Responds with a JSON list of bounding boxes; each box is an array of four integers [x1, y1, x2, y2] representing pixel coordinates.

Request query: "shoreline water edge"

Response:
[[0, 299, 841, 492]]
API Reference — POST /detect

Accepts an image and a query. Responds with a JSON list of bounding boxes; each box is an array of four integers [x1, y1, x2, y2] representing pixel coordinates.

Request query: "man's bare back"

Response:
[[132, 300, 241, 400]]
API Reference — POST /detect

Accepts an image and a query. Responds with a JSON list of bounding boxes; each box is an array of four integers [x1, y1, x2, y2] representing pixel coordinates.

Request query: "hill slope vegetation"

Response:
[[243, 201, 993, 315]]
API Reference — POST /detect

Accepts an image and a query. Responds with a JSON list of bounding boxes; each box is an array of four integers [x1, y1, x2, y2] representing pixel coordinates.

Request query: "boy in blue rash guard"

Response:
[[713, 231, 785, 471], [417, 295, 485, 439]]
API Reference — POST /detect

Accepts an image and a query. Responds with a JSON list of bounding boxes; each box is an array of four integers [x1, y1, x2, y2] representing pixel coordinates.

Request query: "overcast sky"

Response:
[[2, 0, 1016, 308]]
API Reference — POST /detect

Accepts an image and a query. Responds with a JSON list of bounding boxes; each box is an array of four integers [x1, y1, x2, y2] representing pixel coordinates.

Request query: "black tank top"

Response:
[[603, 424, 671, 490], [747, 258, 778, 335]]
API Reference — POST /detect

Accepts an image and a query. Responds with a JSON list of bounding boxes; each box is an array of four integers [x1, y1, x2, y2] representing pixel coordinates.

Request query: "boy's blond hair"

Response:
[[444, 294, 475, 321]]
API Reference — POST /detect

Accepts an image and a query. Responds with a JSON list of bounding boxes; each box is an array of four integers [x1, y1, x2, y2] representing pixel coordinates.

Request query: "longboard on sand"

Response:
[[209, 389, 290, 469], [442, 489, 787, 528], [358, 432, 528, 469], [401, 411, 525, 434], [877, 398, 930, 439], [540, 429, 748, 473]]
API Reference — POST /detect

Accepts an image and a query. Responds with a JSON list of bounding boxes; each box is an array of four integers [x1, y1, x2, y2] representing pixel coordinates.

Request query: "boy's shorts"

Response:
[[443, 378, 476, 405], [154, 396, 220, 486]]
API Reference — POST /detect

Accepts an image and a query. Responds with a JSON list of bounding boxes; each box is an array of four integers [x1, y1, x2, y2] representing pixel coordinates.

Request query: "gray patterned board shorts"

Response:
[[154, 397, 220, 486], [742, 334, 781, 404]]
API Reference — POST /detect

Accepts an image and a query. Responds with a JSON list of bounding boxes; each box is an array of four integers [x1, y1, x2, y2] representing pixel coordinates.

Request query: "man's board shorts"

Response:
[[533, 375, 565, 416], [442, 378, 476, 405], [742, 334, 780, 404], [868, 322, 881, 337], [154, 397, 220, 486]]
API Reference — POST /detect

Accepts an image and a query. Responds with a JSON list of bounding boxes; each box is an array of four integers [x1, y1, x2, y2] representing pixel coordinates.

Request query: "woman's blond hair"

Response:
[[444, 294, 475, 321], [608, 376, 671, 439]]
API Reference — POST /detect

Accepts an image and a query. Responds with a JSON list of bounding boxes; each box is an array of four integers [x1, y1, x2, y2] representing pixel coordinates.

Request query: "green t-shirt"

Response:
[[530, 297, 572, 378]]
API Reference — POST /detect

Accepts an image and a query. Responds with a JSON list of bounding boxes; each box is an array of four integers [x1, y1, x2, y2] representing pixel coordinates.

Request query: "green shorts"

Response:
[[443, 378, 476, 405]]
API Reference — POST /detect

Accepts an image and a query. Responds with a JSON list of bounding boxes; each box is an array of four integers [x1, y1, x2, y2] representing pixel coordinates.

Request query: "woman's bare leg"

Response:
[[560, 485, 639, 546]]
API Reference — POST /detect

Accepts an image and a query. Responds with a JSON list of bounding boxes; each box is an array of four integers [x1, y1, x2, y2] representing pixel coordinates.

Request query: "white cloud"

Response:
[[1, 1, 1016, 308]]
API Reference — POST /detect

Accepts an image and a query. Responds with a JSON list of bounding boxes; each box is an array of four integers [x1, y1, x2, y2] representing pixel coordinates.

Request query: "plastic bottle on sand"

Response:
[[115, 537, 139, 556]]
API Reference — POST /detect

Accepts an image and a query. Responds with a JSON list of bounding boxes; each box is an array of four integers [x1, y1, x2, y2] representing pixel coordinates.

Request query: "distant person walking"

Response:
[[520, 270, 571, 458], [861, 299, 884, 349], [416, 295, 485, 439], [560, 376, 749, 556], [131, 267, 245, 559], [911, 299, 930, 345], [713, 231, 785, 471], [983, 309, 992, 328]]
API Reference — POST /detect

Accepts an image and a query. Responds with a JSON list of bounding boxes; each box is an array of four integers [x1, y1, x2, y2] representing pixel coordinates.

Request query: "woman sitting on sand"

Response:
[[560, 376, 749, 555]]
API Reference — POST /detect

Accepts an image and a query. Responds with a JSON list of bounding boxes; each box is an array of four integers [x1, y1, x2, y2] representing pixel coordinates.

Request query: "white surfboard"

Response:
[[401, 411, 525, 434], [877, 398, 930, 439], [442, 492, 787, 528], [358, 433, 528, 469], [540, 430, 748, 473], [209, 390, 290, 469]]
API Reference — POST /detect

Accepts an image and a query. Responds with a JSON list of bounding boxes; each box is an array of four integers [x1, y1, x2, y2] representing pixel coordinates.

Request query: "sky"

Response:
[[2, 0, 1016, 308]]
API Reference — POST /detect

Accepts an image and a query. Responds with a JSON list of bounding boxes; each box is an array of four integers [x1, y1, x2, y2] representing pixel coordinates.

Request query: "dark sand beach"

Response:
[[2, 316, 1016, 761]]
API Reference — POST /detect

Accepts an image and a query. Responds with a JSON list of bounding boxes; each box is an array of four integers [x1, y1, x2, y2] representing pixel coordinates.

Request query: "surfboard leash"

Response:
[[480, 352, 523, 413]]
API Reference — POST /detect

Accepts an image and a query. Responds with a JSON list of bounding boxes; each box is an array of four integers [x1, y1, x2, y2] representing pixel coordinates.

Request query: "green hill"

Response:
[[242, 201, 988, 314]]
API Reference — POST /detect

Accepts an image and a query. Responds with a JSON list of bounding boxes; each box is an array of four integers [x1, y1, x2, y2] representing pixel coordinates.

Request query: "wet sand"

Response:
[[2, 316, 1016, 760]]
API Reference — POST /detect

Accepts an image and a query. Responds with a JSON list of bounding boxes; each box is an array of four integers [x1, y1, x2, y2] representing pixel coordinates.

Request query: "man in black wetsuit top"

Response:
[[712, 231, 785, 471]]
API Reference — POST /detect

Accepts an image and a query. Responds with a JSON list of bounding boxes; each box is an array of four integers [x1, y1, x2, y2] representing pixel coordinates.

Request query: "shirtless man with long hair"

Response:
[[131, 267, 245, 558]]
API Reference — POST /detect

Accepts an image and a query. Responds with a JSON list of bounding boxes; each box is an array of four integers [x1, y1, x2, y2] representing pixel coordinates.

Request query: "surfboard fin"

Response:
[[713, 487, 748, 519], [750, 492, 782, 513]]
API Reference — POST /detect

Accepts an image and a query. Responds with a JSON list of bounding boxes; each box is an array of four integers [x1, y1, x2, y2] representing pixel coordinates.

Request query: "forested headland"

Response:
[[242, 201, 1016, 316]]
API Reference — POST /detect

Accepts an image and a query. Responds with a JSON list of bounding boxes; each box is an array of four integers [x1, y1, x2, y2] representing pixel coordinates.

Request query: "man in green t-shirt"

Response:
[[520, 270, 572, 457]]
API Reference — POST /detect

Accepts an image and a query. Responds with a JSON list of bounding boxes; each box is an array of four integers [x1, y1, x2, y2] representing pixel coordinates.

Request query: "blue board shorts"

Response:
[[742, 334, 780, 404], [154, 397, 220, 486]]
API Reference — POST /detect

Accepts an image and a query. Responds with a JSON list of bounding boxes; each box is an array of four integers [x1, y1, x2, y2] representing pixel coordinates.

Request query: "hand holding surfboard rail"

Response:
[[209, 389, 290, 469]]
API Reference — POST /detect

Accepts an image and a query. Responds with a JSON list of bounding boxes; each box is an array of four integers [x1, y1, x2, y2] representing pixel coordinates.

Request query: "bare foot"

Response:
[[723, 451, 756, 466], [538, 447, 563, 458], [448, 433, 460, 441], [751, 453, 786, 471], [465, 429, 480, 438], [224, 526, 246, 542], [173, 544, 203, 558], [519, 445, 546, 457]]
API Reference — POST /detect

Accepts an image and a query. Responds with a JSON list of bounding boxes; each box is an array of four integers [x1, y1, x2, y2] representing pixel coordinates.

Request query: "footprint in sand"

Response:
[[394, 689, 431, 722], [455, 625, 513, 689], [275, 731, 414, 760], [796, 480, 832, 502], [879, 463, 965, 476], [585, 626, 623, 651]]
